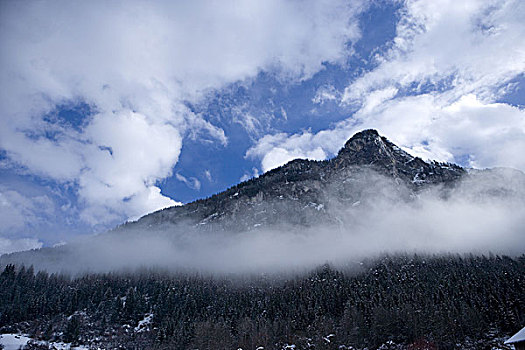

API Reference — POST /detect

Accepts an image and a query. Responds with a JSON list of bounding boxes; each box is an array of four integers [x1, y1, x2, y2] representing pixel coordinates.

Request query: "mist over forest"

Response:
[[2, 165, 524, 276]]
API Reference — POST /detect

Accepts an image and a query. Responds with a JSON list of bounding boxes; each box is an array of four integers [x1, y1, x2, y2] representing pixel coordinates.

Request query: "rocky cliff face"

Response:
[[124, 129, 466, 233]]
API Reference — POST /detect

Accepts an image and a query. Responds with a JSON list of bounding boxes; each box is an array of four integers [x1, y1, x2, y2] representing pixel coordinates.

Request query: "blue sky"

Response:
[[1, 0, 524, 253]]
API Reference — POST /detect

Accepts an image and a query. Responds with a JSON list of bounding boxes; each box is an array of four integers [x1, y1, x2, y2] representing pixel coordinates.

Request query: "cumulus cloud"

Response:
[[360, 94, 525, 169], [247, 132, 342, 172], [0, 0, 365, 225], [249, 0, 525, 172]]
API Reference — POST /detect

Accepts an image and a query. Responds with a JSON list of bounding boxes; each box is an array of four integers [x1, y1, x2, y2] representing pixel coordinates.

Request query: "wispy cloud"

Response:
[[312, 84, 342, 105], [175, 173, 201, 191], [204, 170, 212, 182]]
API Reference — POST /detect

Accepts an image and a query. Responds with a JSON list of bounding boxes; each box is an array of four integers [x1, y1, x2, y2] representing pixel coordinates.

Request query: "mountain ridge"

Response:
[[123, 129, 466, 233]]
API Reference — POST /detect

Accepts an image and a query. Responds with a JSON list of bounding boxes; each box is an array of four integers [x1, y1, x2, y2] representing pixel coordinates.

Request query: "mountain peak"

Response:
[[348, 128, 381, 140], [334, 129, 464, 183], [336, 129, 411, 167]]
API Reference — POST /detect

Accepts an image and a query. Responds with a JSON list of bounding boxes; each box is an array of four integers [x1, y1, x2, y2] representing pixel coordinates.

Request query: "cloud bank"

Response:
[[0, 0, 364, 226], [3, 168, 523, 274]]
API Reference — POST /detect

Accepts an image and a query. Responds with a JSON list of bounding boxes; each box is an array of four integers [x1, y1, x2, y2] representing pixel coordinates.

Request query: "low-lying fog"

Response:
[[2, 168, 524, 275]]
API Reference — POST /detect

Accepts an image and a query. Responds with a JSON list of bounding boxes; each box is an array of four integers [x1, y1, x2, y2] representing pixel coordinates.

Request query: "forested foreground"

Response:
[[1, 254, 524, 350]]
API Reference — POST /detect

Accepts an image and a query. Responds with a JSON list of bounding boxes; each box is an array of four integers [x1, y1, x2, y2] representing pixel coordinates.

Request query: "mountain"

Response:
[[1, 130, 524, 350], [124, 129, 465, 232], [1, 129, 524, 272]]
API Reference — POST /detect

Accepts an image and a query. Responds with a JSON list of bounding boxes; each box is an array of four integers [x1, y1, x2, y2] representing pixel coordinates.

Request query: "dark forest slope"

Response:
[[1, 254, 524, 349]]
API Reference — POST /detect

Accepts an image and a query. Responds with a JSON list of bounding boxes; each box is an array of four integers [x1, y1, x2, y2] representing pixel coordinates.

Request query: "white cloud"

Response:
[[204, 170, 212, 182], [435, 95, 525, 169], [354, 93, 525, 168], [247, 132, 338, 172], [342, 0, 525, 103], [312, 84, 341, 105], [232, 109, 263, 136], [249, 0, 525, 173], [359, 87, 398, 115], [0, 237, 43, 256], [175, 173, 201, 191], [0, 186, 55, 234], [0, 0, 365, 225], [240, 167, 260, 182]]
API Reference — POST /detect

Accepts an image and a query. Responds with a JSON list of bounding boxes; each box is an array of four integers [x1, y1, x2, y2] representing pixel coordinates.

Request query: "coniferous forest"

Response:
[[1, 254, 524, 350]]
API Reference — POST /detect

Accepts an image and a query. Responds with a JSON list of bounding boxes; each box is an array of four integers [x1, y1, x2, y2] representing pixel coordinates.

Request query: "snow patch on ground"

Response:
[[134, 313, 154, 333], [0, 333, 89, 350], [0, 334, 31, 350]]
